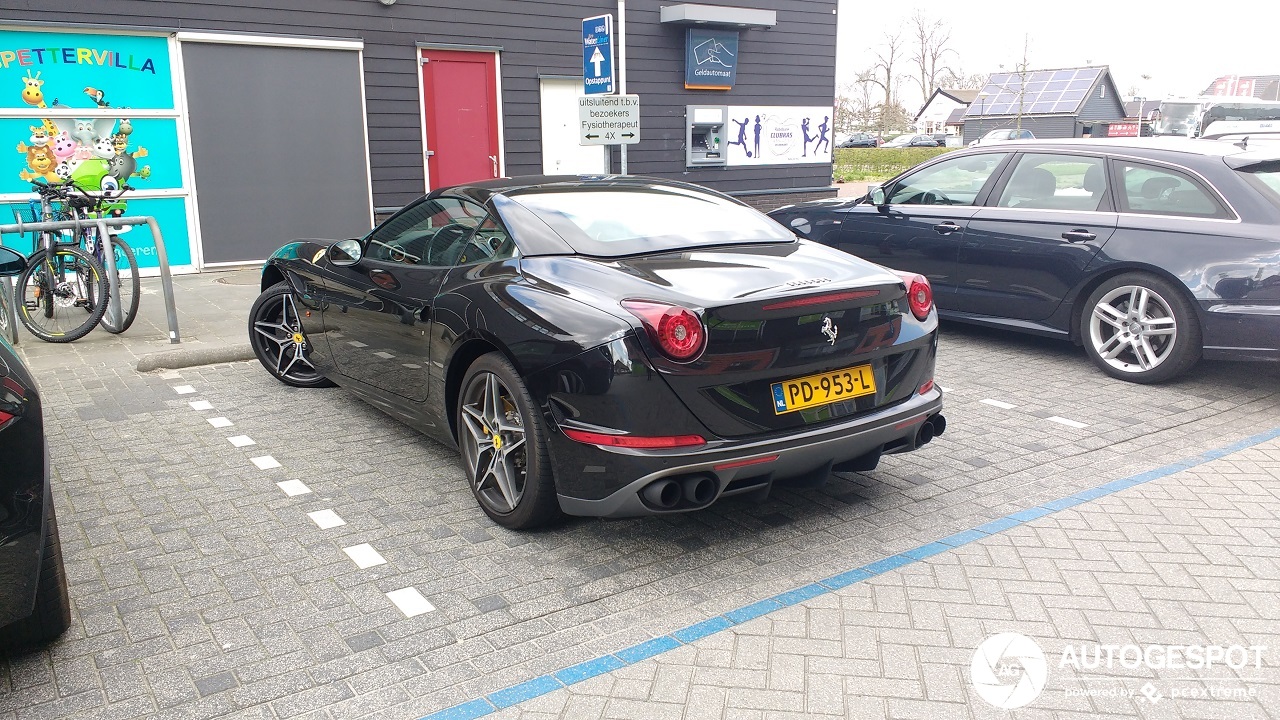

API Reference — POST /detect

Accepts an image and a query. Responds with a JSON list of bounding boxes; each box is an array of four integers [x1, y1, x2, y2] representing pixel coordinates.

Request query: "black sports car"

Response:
[[250, 176, 945, 529], [770, 138, 1280, 383], [0, 246, 72, 647]]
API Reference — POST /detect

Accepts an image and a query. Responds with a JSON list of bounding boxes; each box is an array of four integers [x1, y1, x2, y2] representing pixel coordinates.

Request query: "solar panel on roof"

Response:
[[964, 67, 1104, 116]]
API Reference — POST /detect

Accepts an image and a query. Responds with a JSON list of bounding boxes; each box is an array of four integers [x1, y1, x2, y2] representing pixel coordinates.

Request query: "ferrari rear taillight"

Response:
[[896, 272, 933, 320], [621, 299, 706, 362]]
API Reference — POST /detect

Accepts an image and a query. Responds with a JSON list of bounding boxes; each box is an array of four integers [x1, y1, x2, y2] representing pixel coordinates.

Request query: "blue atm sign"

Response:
[[582, 14, 614, 95]]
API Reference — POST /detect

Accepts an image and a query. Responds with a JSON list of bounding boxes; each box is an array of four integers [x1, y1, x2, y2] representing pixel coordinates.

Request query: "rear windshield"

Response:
[[1239, 162, 1280, 210], [504, 185, 794, 257]]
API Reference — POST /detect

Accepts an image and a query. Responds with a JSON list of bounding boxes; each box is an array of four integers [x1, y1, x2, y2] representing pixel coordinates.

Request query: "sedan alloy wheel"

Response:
[[1083, 273, 1200, 383]]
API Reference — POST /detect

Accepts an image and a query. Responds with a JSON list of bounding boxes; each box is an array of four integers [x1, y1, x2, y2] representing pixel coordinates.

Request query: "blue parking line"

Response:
[[418, 425, 1280, 720]]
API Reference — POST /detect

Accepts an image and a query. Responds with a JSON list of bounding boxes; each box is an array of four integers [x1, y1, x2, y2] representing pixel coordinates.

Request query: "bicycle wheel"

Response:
[[0, 276, 13, 345], [97, 236, 140, 334], [15, 246, 108, 343]]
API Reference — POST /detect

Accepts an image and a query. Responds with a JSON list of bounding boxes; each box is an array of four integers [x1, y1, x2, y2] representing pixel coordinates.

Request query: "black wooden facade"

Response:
[[4, 0, 839, 211]]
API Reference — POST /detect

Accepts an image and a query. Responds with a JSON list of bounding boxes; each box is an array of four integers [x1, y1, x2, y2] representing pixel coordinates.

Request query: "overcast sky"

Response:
[[835, 1, 1280, 111]]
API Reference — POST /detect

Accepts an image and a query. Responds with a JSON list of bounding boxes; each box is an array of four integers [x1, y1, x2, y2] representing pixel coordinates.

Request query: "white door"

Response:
[[540, 78, 608, 175]]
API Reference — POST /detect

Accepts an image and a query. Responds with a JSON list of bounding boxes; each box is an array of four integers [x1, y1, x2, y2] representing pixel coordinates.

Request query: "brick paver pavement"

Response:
[[483, 439, 1280, 719]]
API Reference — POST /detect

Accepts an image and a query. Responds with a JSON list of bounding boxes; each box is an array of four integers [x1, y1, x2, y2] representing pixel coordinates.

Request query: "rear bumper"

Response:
[[1200, 302, 1280, 361], [0, 439, 49, 630], [555, 388, 944, 518]]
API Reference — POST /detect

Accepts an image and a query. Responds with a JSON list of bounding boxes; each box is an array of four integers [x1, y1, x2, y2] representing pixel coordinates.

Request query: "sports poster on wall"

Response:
[[723, 106, 834, 166], [0, 29, 190, 268]]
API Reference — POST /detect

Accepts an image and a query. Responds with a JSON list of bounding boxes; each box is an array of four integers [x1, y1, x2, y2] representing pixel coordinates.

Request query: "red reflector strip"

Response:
[[894, 415, 928, 430], [713, 454, 780, 471], [919, 379, 934, 395], [562, 427, 707, 448], [761, 289, 880, 311]]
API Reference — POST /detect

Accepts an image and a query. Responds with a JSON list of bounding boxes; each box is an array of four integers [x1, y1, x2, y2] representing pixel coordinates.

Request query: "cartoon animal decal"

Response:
[[70, 119, 97, 146], [54, 161, 73, 180], [92, 137, 117, 160], [107, 135, 150, 182], [19, 145, 59, 182], [118, 118, 133, 136], [20, 70, 44, 107], [83, 86, 109, 108], [27, 126, 49, 147], [50, 132, 77, 163]]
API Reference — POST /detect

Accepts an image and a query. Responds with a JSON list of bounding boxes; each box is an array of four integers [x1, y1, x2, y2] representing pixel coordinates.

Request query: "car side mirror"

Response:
[[869, 186, 888, 207], [0, 246, 25, 276], [328, 239, 362, 267]]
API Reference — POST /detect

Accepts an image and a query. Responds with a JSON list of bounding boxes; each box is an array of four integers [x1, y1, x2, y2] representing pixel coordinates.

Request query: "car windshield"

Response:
[[986, 130, 1014, 140], [504, 185, 795, 257]]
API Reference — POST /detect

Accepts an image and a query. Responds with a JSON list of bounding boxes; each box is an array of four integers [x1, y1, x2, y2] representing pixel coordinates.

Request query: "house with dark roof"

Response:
[[914, 88, 980, 135], [962, 66, 1125, 144]]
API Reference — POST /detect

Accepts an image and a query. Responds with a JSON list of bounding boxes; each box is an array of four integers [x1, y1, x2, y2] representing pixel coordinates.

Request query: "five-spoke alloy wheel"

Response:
[[1082, 273, 1200, 383], [249, 281, 336, 388], [457, 353, 559, 529]]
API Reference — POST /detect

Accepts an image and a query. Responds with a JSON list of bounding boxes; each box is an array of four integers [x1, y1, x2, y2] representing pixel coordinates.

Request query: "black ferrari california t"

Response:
[[249, 176, 945, 529], [0, 246, 72, 647]]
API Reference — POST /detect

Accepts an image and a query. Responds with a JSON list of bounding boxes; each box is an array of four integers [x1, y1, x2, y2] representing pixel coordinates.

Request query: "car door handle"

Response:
[[1061, 229, 1096, 242], [933, 222, 962, 235]]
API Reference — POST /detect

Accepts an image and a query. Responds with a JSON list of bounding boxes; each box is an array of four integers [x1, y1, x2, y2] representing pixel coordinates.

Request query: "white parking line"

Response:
[[939, 386, 953, 393], [401, 363, 422, 369], [981, 399, 1017, 410], [307, 509, 346, 529], [207, 417, 233, 428], [227, 435, 256, 448], [373, 351, 395, 359], [188, 400, 214, 411], [347, 341, 368, 348], [386, 587, 434, 617], [343, 543, 387, 569], [250, 456, 281, 470], [159, 370, 182, 380], [276, 480, 311, 497], [1047, 416, 1089, 429], [173, 385, 196, 395]]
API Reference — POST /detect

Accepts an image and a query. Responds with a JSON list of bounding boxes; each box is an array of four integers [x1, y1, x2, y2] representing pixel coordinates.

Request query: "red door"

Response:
[[421, 49, 501, 189]]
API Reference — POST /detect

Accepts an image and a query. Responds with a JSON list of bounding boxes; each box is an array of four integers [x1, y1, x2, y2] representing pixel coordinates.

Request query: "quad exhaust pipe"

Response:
[[641, 474, 718, 510], [914, 413, 947, 448]]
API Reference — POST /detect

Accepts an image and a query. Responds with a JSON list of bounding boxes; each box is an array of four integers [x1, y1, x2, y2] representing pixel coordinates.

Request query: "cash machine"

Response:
[[686, 105, 728, 167]]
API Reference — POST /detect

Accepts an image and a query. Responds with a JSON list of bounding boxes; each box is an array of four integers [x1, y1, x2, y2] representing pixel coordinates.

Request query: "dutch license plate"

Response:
[[771, 364, 876, 415]]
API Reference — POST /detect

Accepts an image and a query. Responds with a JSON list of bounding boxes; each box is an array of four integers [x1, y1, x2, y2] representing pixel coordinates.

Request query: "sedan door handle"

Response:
[[1061, 229, 1096, 243], [933, 221, 962, 235]]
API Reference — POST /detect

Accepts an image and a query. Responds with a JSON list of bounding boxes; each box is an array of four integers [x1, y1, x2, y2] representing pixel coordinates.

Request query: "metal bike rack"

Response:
[[0, 215, 181, 344]]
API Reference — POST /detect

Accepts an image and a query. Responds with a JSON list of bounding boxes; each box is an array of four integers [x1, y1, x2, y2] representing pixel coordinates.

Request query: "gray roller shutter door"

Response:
[[182, 42, 373, 264]]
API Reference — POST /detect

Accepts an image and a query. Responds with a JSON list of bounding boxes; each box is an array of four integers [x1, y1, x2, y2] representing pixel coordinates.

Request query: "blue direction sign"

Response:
[[582, 14, 615, 95]]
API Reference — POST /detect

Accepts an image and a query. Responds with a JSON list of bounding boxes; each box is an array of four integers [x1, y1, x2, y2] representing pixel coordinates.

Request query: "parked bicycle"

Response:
[[58, 178, 141, 334], [9, 182, 108, 343]]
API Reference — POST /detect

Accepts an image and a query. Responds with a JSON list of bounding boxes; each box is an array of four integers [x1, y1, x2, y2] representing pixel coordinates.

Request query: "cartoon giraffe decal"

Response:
[[19, 71, 60, 140]]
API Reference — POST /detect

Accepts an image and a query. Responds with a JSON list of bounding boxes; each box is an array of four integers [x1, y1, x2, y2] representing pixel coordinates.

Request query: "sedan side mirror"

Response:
[[0, 246, 25, 276], [329, 239, 362, 267], [869, 186, 888, 207]]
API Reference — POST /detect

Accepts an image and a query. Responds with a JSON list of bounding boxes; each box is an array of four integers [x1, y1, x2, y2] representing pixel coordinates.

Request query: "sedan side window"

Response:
[[886, 152, 1008, 206], [1117, 162, 1232, 219], [997, 153, 1107, 211], [365, 198, 487, 266]]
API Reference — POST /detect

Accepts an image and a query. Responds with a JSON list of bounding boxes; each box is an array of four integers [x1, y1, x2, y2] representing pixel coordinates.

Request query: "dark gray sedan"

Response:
[[770, 138, 1280, 383]]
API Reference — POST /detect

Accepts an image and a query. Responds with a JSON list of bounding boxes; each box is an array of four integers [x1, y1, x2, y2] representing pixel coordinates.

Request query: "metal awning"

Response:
[[659, 4, 777, 29]]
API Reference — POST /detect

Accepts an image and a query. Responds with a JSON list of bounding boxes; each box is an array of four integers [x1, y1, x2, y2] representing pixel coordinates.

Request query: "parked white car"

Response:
[[969, 128, 1035, 146]]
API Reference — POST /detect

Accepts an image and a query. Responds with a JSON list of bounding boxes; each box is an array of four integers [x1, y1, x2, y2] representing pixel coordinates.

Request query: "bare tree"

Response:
[[938, 69, 988, 91], [864, 31, 905, 135], [909, 12, 955, 101]]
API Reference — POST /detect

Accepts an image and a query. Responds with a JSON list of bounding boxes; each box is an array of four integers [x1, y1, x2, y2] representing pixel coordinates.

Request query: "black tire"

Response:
[[1080, 272, 1201, 383], [248, 280, 336, 388], [97, 236, 140, 334], [15, 246, 108, 343], [0, 499, 72, 648], [456, 352, 560, 529]]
